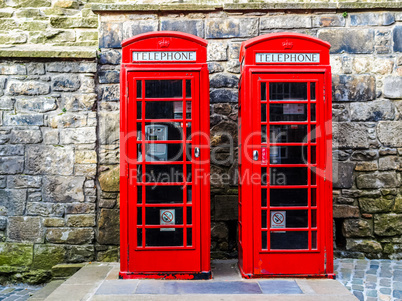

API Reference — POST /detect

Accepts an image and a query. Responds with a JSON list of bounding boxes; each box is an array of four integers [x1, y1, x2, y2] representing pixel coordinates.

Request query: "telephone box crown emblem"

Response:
[[282, 40, 293, 49], [158, 39, 170, 48]]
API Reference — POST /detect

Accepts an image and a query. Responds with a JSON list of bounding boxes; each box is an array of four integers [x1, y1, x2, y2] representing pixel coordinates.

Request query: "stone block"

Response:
[[97, 209, 119, 245], [374, 213, 402, 236], [333, 123, 375, 149], [27, 63, 45, 75], [333, 161, 354, 189], [332, 75, 375, 102], [0, 189, 26, 216], [52, 75, 80, 92], [59, 127, 96, 144], [10, 129, 42, 144], [350, 13, 394, 26], [46, 228, 94, 244], [214, 195, 238, 221], [318, 29, 374, 54], [0, 176, 5, 189], [355, 161, 378, 171], [0, 156, 24, 174], [97, 246, 118, 262], [48, 113, 87, 128], [208, 62, 224, 74], [0, 97, 14, 110], [25, 145, 74, 175], [7, 81, 50, 96], [207, 41, 227, 61], [260, 15, 311, 29], [99, 111, 119, 145], [343, 219, 373, 238], [7, 175, 41, 189], [350, 150, 378, 161], [66, 203, 95, 214], [99, 22, 123, 48], [8, 216, 43, 243], [0, 216, 6, 230], [206, 18, 258, 38], [75, 150, 96, 164], [333, 205, 360, 218], [74, 164, 96, 177], [394, 26, 402, 52], [226, 60, 240, 74], [46, 62, 96, 73], [99, 49, 121, 65], [67, 245, 94, 263], [359, 197, 394, 213], [66, 214, 95, 227], [51, 263, 84, 278], [350, 100, 395, 122], [210, 74, 238, 89], [26, 202, 65, 217], [42, 128, 59, 145], [122, 20, 158, 40], [356, 172, 400, 189], [313, 15, 345, 27], [378, 121, 402, 147], [50, 16, 97, 28], [346, 239, 382, 253], [98, 70, 120, 84], [228, 42, 241, 60], [3, 113, 44, 126], [42, 176, 85, 203], [0, 64, 26, 75], [0, 243, 33, 268], [32, 244, 66, 270], [384, 77, 402, 99], [161, 19, 204, 38], [0, 145, 24, 156], [379, 156, 402, 171], [99, 166, 120, 192], [210, 89, 238, 103], [100, 84, 119, 102], [15, 96, 57, 113], [43, 217, 64, 227]]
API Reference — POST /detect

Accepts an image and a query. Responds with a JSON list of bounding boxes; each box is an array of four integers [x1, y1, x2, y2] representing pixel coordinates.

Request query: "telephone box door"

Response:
[[251, 72, 330, 275], [127, 71, 201, 272]]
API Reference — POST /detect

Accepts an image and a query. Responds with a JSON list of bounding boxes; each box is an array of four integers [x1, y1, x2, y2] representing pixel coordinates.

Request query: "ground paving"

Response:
[[0, 284, 41, 301]]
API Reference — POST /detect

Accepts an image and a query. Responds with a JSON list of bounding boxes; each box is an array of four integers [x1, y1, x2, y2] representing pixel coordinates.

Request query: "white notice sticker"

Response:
[[271, 211, 286, 229], [283, 104, 305, 115], [160, 209, 175, 232]]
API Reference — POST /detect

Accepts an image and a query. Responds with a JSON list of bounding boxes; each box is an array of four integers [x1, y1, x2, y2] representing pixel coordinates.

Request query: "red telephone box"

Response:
[[119, 32, 211, 279], [238, 33, 334, 278]]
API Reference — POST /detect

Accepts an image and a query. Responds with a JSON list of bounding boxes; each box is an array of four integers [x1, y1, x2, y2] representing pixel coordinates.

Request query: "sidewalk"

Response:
[[30, 260, 357, 301]]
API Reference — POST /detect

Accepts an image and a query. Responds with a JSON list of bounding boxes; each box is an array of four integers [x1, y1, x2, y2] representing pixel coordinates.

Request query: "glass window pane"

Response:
[[272, 210, 308, 228], [137, 187, 142, 204], [311, 188, 317, 206], [187, 228, 192, 246], [310, 103, 316, 122], [143, 123, 182, 141], [270, 167, 308, 186], [311, 167, 316, 185], [187, 207, 192, 225], [312, 209, 317, 228], [186, 80, 191, 98], [312, 231, 317, 249], [137, 228, 142, 247], [145, 80, 182, 98], [145, 186, 183, 204], [138, 143, 183, 162], [137, 165, 142, 182], [145, 101, 191, 120], [270, 146, 308, 164], [145, 207, 183, 225], [261, 167, 267, 185], [261, 188, 267, 207], [311, 146, 316, 164], [261, 104, 267, 122], [137, 80, 142, 98], [262, 231, 267, 250], [187, 186, 192, 204], [270, 104, 307, 122], [311, 124, 316, 142], [186, 164, 192, 182], [270, 231, 308, 250], [270, 189, 308, 207], [270, 125, 308, 143], [310, 82, 316, 101], [262, 125, 267, 143], [269, 82, 307, 101], [146, 228, 183, 247], [137, 102, 142, 119], [145, 165, 183, 183], [262, 210, 267, 228], [261, 82, 266, 101], [137, 207, 142, 225]]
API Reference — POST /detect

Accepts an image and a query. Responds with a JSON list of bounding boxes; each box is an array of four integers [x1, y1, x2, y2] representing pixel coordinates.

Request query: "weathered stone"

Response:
[[394, 26, 402, 52], [333, 123, 375, 149], [332, 75, 375, 102], [346, 239, 382, 253], [207, 62, 224, 74], [356, 172, 400, 189], [50, 16, 97, 29], [66, 203, 95, 214], [66, 215, 95, 227], [260, 15, 311, 29], [75, 150, 96, 164], [10, 129, 42, 144], [59, 127, 96, 144], [0, 243, 33, 268], [206, 18, 258, 38], [97, 209, 119, 245], [318, 29, 374, 54], [394, 196, 402, 213], [0, 64, 26, 75], [46, 228, 94, 244], [0, 145, 24, 156], [0, 157, 24, 174], [43, 217, 64, 227], [333, 161, 354, 189], [100, 84, 119, 102], [52, 75, 80, 92], [0, 97, 14, 110], [343, 219, 373, 238], [0, 216, 6, 230], [32, 244, 66, 270], [350, 100, 394, 122], [332, 103, 349, 122], [26, 202, 65, 217], [210, 89, 238, 103], [207, 41, 227, 61], [0, 189, 26, 216], [41, 128, 59, 145], [97, 247, 118, 262], [313, 15, 345, 27], [27, 62, 45, 75], [226, 60, 240, 74], [380, 147, 398, 156], [8, 217, 43, 243], [99, 111, 119, 145], [42, 176, 85, 203], [214, 195, 238, 221], [161, 19, 204, 37], [359, 197, 394, 213], [333, 205, 360, 218], [211, 121, 238, 146], [378, 122, 402, 147], [99, 49, 121, 65], [51, 263, 84, 278], [355, 161, 378, 171], [211, 222, 229, 242], [3, 113, 44, 126], [48, 113, 87, 128], [379, 156, 402, 171], [46, 62, 96, 73], [15, 96, 57, 113], [122, 20, 158, 40], [213, 103, 232, 115], [99, 166, 120, 192], [75, 164, 96, 177], [7, 81, 50, 96], [7, 175, 41, 189], [374, 213, 402, 236], [0, 177, 5, 189], [67, 245, 94, 263], [383, 77, 402, 99], [210, 73, 238, 89], [350, 150, 378, 161], [99, 148, 119, 164], [350, 13, 394, 26], [25, 145, 74, 175], [332, 150, 351, 161], [99, 22, 122, 48], [98, 70, 119, 84]]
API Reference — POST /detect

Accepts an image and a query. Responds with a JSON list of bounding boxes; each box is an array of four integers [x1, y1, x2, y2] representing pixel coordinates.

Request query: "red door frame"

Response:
[[119, 32, 210, 279], [238, 33, 334, 278]]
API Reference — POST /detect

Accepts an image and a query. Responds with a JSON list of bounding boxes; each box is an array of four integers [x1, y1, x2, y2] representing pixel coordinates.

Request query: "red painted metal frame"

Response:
[[120, 32, 210, 279], [238, 33, 333, 278]]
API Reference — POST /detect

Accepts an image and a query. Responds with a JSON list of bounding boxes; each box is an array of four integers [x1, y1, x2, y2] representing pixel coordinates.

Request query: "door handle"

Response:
[[194, 147, 200, 158], [253, 150, 259, 161]]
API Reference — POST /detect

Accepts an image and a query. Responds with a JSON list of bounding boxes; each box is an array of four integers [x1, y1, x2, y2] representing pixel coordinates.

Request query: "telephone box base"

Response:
[[238, 264, 336, 279], [119, 271, 212, 280]]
